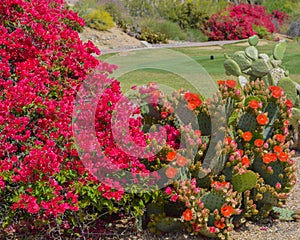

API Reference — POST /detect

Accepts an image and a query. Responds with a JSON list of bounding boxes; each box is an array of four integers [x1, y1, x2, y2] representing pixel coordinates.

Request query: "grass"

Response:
[[99, 40, 300, 92]]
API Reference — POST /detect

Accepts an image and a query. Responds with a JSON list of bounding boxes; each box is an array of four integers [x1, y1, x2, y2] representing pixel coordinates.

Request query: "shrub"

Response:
[[84, 8, 114, 31], [104, 1, 132, 29], [185, 27, 208, 42], [252, 24, 271, 39], [144, 19, 188, 41], [162, 0, 208, 30], [73, 0, 114, 31], [138, 26, 168, 44], [0, 0, 124, 237], [204, 3, 278, 40]]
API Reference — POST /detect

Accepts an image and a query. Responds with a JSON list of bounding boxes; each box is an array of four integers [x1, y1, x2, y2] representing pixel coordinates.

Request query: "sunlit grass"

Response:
[[99, 41, 300, 92]]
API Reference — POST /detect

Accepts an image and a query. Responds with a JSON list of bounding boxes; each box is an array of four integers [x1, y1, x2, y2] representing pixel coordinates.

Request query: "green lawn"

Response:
[[99, 40, 300, 92]]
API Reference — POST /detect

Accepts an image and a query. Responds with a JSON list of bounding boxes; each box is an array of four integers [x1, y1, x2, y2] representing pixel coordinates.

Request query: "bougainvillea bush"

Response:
[[203, 3, 287, 40], [0, 0, 135, 237]]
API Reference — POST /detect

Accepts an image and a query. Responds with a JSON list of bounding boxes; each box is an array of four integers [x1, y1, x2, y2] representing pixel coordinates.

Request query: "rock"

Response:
[[287, 21, 300, 38], [140, 41, 152, 48]]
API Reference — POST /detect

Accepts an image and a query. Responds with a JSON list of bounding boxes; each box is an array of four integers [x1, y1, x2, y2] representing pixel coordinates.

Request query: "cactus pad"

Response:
[[224, 58, 242, 77], [273, 41, 287, 60], [261, 190, 278, 206], [197, 112, 211, 136], [248, 35, 259, 46], [201, 192, 225, 212], [263, 102, 279, 140], [291, 108, 300, 130], [232, 51, 252, 71], [155, 217, 185, 233], [237, 112, 258, 132], [251, 59, 271, 78], [272, 207, 300, 221], [258, 53, 270, 62], [245, 46, 258, 60], [146, 203, 164, 217], [232, 171, 257, 192], [278, 77, 297, 104]]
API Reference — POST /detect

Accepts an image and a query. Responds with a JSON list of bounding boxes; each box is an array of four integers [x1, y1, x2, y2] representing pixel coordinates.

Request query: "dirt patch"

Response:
[[235, 40, 269, 46], [79, 27, 143, 51], [198, 46, 223, 50]]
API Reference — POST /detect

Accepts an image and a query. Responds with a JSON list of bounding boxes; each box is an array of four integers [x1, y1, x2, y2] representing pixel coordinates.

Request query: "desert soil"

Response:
[[79, 27, 291, 55]]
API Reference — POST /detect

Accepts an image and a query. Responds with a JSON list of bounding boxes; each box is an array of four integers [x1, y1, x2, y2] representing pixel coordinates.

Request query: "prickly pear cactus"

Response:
[[232, 171, 257, 192], [224, 35, 300, 150], [272, 207, 300, 221]]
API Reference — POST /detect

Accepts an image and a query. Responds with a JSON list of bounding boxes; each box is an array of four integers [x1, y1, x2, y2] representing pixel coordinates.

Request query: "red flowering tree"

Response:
[[204, 3, 285, 40]]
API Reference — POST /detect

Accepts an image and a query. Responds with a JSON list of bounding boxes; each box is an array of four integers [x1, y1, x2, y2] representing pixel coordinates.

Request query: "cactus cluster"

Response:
[[128, 38, 298, 239], [142, 79, 297, 239], [224, 35, 300, 149]]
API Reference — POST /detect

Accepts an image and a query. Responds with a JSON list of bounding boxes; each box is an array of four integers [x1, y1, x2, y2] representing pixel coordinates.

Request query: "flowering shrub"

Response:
[[0, 0, 131, 237], [204, 3, 287, 40], [272, 10, 289, 26]]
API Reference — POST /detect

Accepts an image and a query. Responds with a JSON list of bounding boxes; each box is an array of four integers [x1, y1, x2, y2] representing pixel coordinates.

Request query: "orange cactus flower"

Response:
[[241, 157, 250, 167], [165, 167, 177, 178], [269, 86, 283, 98], [249, 100, 260, 109], [214, 220, 226, 229], [221, 205, 234, 217], [182, 209, 193, 221], [194, 130, 202, 137], [176, 155, 188, 167], [286, 99, 293, 108], [217, 80, 225, 86], [278, 152, 289, 162], [263, 153, 277, 164], [184, 92, 202, 110], [166, 151, 177, 161], [242, 132, 252, 142], [275, 134, 286, 143], [257, 114, 269, 125], [274, 146, 283, 153], [254, 139, 264, 147], [211, 181, 229, 188], [225, 80, 236, 88], [224, 137, 233, 145]]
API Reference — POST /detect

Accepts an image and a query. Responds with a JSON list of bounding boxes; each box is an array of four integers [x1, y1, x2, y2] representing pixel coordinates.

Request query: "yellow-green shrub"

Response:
[[72, 0, 114, 31], [84, 9, 114, 31]]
